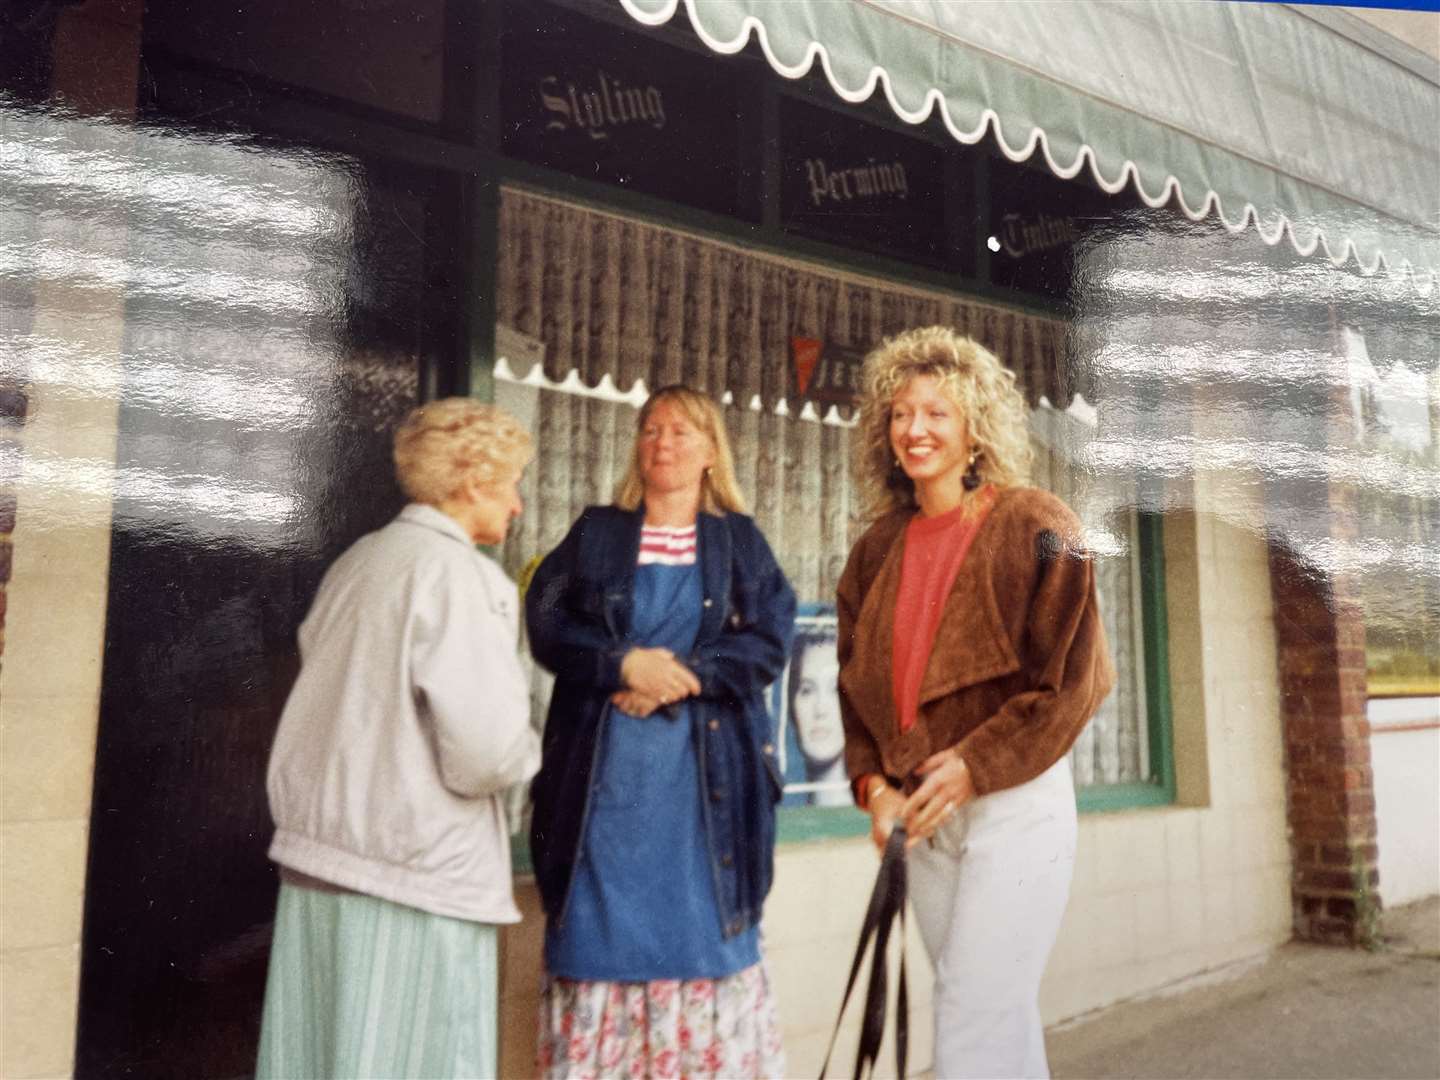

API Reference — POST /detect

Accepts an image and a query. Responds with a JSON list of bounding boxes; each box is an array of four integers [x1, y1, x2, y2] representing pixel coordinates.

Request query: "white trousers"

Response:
[[908, 757, 1077, 1080]]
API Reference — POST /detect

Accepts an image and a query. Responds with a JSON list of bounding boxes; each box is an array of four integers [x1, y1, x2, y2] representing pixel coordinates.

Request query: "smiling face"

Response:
[[889, 373, 973, 500], [638, 399, 717, 501], [791, 640, 844, 765]]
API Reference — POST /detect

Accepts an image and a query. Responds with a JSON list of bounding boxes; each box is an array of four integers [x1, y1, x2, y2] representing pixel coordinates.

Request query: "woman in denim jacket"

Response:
[[526, 386, 795, 1079]]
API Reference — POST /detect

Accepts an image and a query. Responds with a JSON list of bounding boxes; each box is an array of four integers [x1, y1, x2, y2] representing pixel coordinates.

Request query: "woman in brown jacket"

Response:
[[838, 327, 1114, 1079]]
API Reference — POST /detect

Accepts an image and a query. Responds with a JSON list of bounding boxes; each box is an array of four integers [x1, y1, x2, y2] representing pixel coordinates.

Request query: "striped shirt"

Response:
[[638, 524, 697, 566]]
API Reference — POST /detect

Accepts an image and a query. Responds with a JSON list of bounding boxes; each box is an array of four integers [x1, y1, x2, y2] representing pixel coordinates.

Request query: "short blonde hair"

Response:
[[393, 398, 533, 505], [856, 327, 1032, 518], [614, 385, 747, 515]]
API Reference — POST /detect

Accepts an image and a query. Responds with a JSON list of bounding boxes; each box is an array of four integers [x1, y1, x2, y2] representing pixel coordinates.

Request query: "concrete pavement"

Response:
[[1047, 896, 1440, 1080]]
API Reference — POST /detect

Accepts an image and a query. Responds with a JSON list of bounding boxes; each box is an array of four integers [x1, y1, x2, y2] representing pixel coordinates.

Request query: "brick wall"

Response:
[[1269, 538, 1379, 945], [1267, 310, 1382, 947]]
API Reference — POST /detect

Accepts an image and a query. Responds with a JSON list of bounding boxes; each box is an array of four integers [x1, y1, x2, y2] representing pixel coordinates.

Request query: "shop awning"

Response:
[[617, 0, 1440, 294]]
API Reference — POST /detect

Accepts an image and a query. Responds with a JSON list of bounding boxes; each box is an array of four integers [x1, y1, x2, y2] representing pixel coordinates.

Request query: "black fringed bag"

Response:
[[819, 825, 909, 1080]]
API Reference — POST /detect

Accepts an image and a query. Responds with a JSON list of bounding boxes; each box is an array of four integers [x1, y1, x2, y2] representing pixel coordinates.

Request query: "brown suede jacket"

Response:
[[837, 485, 1115, 798]]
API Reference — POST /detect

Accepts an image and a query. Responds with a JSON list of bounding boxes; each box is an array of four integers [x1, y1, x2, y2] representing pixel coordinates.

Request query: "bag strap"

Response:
[[819, 826, 909, 1080]]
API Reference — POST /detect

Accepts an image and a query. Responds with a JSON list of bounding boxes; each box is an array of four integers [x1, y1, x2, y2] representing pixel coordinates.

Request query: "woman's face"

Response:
[[463, 465, 525, 545], [638, 400, 716, 499], [791, 641, 844, 764], [889, 374, 972, 492]]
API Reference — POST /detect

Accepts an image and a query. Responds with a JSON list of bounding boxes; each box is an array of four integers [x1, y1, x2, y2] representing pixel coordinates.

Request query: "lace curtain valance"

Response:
[[496, 187, 1082, 410]]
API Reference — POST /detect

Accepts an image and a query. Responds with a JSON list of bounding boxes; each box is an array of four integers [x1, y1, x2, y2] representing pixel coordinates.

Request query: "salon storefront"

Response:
[[2, 1, 1436, 1076]]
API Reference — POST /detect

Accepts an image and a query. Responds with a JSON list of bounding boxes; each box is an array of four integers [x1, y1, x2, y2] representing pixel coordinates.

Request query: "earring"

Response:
[[962, 451, 982, 492]]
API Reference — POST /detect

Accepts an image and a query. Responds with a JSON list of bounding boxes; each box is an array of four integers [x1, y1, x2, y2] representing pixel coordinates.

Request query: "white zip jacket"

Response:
[[267, 503, 541, 923]]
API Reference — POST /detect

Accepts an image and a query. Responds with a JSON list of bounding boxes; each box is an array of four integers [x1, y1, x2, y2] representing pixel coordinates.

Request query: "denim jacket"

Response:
[[525, 505, 796, 938]]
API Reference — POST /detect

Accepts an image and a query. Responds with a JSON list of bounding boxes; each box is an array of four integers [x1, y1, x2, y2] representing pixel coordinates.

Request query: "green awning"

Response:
[[617, 0, 1439, 294]]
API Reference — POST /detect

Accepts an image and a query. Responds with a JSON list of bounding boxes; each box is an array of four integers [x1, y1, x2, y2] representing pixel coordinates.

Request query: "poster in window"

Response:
[[775, 606, 851, 807]]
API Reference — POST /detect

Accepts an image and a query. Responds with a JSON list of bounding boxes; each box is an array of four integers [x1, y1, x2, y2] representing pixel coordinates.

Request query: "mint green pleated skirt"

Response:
[[256, 882, 499, 1080]]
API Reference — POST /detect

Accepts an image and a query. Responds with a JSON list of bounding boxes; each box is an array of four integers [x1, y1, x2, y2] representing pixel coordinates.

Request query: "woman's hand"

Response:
[[620, 647, 701, 704], [901, 748, 976, 849], [610, 689, 662, 717], [869, 785, 907, 854]]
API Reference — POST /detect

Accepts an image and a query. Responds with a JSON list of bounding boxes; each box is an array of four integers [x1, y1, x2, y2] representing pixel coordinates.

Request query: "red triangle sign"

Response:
[[792, 338, 823, 396]]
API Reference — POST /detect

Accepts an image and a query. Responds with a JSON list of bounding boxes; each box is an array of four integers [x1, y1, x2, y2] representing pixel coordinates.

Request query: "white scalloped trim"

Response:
[[493, 356, 859, 425], [495, 356, 1099, 431], [617, 0, 1435, 296], [1040, 394, 1098, 429]]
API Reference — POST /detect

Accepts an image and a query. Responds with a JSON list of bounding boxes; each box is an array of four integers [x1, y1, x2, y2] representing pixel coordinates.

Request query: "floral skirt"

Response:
[[537, 962, 785, 1080]]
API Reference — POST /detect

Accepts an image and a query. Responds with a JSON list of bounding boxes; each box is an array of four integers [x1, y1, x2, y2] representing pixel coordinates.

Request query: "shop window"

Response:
[[494, 188, 1175, 833]]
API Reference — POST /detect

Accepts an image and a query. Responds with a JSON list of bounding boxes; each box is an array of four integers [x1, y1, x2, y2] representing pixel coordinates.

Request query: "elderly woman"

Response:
[[256, 398, 541, 1080], [837, 328, 1114, 1080], [526, 385, 795, 1080]]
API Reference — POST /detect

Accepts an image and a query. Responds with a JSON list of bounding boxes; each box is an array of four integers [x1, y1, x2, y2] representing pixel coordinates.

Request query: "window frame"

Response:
[[486, 167, 1179, 839]]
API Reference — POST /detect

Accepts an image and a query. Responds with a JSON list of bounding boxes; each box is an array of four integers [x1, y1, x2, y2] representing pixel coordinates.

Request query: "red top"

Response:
[[891, 485, 997, 734]]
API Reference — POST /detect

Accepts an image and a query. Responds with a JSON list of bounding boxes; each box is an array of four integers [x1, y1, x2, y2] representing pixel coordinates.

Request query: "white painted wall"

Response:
[[1040, 505, 1294, 1026], [1369, 697, 1440, 908]]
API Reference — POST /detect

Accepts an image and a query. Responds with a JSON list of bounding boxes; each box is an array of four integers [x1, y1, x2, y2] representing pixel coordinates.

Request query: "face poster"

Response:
[[773, 606, 850, 807]]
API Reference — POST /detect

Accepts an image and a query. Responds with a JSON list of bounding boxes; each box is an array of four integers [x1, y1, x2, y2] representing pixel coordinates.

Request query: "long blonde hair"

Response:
[[856, 327, 1032, 518], [614, 385, 748, 515]]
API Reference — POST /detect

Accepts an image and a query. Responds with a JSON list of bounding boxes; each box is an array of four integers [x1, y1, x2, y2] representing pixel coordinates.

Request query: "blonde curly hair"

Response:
[[393, 398, 534, 505], [856, 327, 1032, 518]]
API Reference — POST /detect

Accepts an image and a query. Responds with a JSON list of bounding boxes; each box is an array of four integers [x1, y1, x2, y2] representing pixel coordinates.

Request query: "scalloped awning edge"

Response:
[[617, 0, 1439, 296]]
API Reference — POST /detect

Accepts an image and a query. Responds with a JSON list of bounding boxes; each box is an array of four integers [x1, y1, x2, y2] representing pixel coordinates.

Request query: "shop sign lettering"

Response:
[[780, 96, 949, 266], [805, 157, 909, 207], [501, 1, 745, 219], [986, 152, 1137, 300], [996, 210, 1080, 260], [538, 72, 667, 141]]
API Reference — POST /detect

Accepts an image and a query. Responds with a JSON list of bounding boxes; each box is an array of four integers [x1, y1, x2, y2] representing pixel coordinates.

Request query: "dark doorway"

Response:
[[72, 122, 465, 1078]]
